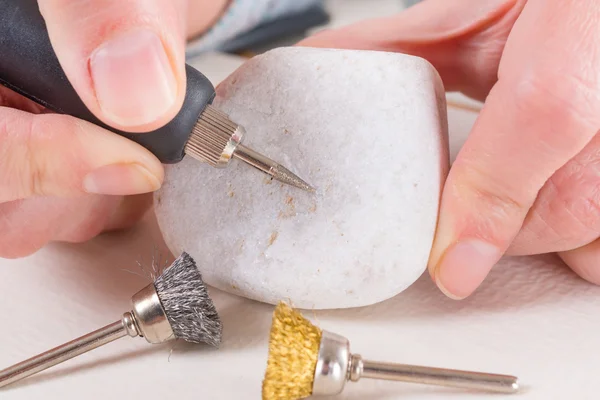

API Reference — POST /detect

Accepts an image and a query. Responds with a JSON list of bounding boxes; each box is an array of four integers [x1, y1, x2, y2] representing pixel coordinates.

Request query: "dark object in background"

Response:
[[219, 4, 330, 54]]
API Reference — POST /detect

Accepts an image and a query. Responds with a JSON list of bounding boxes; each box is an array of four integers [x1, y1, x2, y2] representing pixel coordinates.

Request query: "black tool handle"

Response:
[[0, 0, 216, 164]]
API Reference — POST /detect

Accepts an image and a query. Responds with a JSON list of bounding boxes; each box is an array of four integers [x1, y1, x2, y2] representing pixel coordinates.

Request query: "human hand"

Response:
[[0, 0, 227, 258], [301, 0, 600, 298]]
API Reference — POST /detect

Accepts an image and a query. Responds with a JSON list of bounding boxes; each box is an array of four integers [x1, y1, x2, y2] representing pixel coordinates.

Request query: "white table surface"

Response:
[[3, 2, 600, 399]]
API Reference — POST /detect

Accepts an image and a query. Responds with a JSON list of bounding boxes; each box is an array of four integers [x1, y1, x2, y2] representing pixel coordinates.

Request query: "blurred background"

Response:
[[186, 0, 424, 58], [186, 0, 479, 162]]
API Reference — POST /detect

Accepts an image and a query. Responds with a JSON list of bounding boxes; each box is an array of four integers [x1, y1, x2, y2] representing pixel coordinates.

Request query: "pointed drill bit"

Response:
[[233, 144, 315, 192], [185, 105, 314, 192]]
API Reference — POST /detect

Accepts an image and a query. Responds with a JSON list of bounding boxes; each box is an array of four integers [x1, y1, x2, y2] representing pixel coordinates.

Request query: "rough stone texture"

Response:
[[155, 47, 448, 309]]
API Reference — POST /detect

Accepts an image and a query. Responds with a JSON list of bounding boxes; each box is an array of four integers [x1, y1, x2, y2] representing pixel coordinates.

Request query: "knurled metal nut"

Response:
[[186, 105, 245, 168]]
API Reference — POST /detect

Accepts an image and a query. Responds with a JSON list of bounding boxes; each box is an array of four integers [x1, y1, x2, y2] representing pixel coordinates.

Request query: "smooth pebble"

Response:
[[155, 47, 449, 309]]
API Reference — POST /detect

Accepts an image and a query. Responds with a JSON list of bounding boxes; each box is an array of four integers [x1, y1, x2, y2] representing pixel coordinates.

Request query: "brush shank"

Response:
[[351, 355, 520, 394], [0, 316, 137, 388]]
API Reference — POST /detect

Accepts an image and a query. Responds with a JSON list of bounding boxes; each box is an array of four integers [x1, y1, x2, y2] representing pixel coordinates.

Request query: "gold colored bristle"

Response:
[[262, 302, 322, 400]]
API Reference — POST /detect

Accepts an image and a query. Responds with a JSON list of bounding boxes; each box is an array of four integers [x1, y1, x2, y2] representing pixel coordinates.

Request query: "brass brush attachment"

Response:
[[0, 253, 222, 389], [186, 105, 314, 192], [262, 302, 520, 400]]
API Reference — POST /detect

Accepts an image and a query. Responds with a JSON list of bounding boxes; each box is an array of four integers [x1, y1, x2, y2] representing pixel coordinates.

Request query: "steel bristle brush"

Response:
[[262, 302, 520, 400], [0, 252, 222, 388]]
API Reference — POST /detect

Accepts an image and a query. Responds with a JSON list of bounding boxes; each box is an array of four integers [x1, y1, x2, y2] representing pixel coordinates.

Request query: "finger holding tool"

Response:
[[0, 253, 221, 389], [0, 0, 313, 192]]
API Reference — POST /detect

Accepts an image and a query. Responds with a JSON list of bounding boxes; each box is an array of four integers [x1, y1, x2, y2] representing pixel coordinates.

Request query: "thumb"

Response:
[[299, 0, 523, 101], [38, 0, 187, 132]]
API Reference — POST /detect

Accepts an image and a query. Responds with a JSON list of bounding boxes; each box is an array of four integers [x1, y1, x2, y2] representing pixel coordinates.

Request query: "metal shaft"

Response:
[[0, 313, 138, 388], [350, 355, 519, 394], [234, 144, 275, 174]]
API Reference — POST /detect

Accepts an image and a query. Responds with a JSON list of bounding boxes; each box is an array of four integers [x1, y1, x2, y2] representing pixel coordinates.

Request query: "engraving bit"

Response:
[[187, 105, 314, 192]]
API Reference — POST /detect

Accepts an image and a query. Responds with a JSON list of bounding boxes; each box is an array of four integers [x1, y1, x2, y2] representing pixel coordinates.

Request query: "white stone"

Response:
[[155, 47, 449, 309]]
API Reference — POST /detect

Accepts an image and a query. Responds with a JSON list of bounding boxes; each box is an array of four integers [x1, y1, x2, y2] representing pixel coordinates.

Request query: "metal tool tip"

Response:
[[272, 164, 315, 193], [510, 378, 520, 393], [232, 144, 315, 192]]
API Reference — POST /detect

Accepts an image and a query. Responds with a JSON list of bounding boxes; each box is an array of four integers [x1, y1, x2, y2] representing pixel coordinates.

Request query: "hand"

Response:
[[301, 0, 600, 298], [0, 0, 228, 258]]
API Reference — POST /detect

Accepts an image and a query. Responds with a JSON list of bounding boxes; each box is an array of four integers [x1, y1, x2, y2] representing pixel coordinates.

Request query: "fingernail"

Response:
[[434, 239, 501, 300], [90, 29, 177, 127], [83, 164, 161, 195]]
